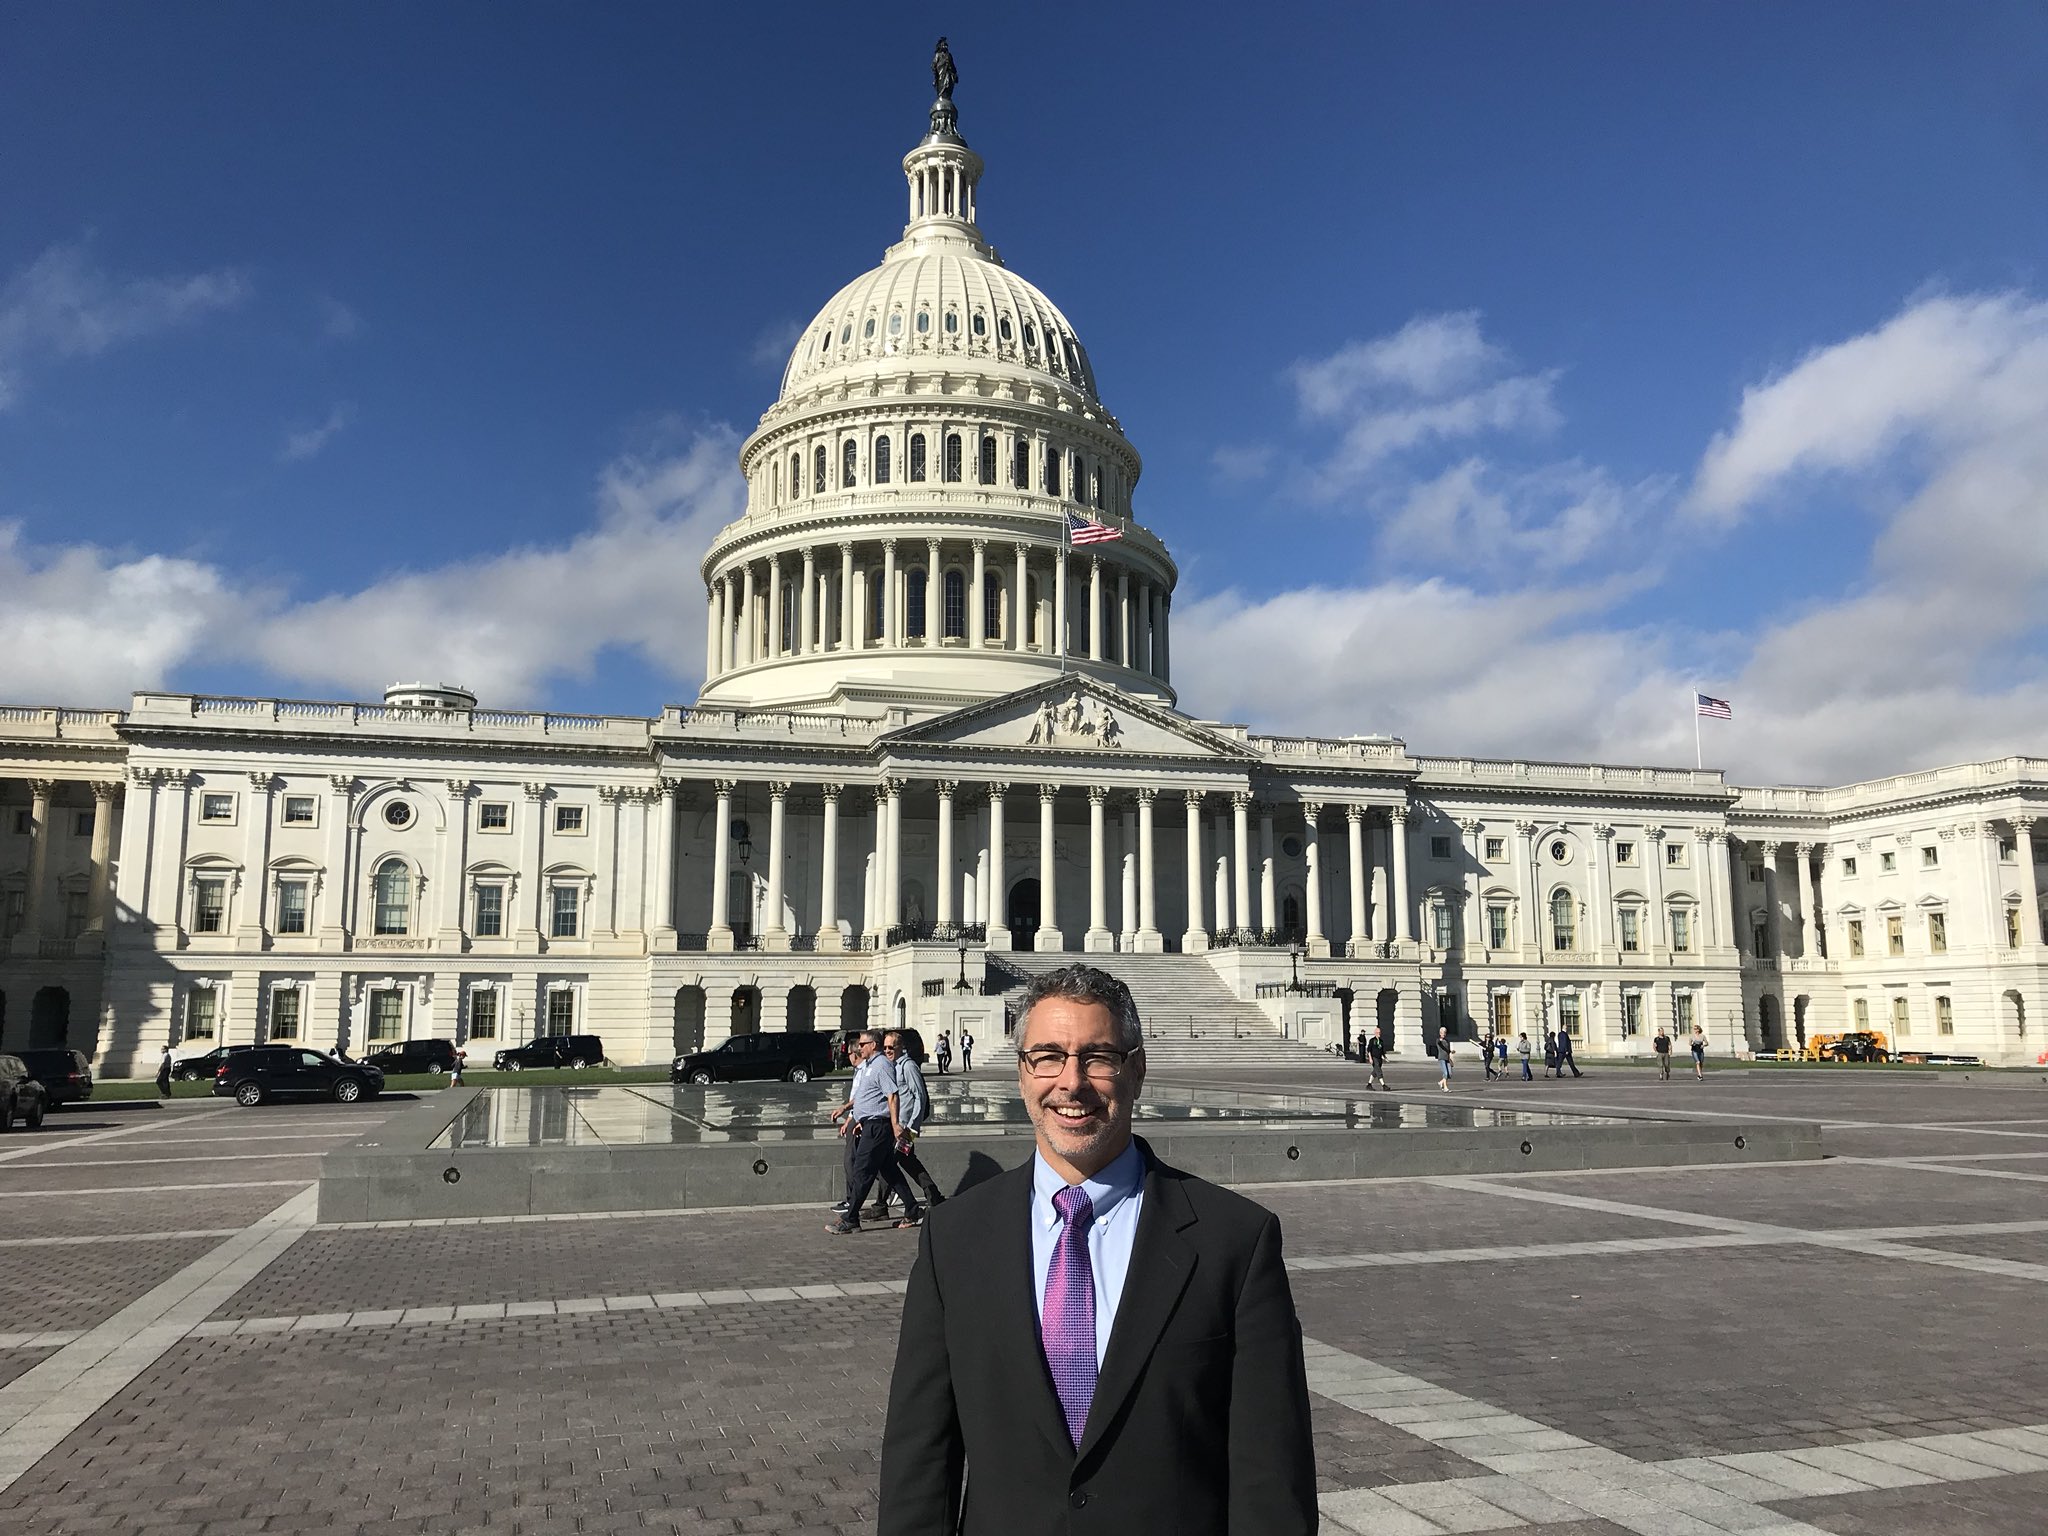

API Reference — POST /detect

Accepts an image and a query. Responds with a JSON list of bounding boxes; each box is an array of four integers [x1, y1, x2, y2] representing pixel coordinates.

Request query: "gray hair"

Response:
[[1016, 963, 1143, 1052]]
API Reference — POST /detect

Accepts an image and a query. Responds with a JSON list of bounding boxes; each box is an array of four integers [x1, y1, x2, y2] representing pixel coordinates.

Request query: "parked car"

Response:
[[1822, 1032, 1892, 1064], [16, 1048, 93, 1107], [492, 1034, 606, 1071], [359, 1038, 460, 1076], [672, 1030, 836, 1085], [0, 1054, 51, 1131], [212, 1046, 385, 1106], [175, 1043, 256, 1081]]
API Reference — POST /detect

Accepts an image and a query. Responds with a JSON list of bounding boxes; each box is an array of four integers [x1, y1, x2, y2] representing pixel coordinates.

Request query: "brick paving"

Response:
[[1, 1069, 2046, 1533]]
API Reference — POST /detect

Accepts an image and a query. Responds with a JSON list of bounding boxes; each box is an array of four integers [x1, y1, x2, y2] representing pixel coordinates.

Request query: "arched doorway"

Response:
[[1758, 994, 1780, 1049], [787, 984, 817, 1033], [1007, 877, 1041, 951], [1793, 995, 1810, 1050], [1281, 894, 1303, 943], [2008, 989, 2028, 1039], [893, 994, 907, 1030], [839, 985, 871, 1034], [730, 985, 761, 1037], [1375, 988, 1398, 1053], [29, 987, 69, 1049], [673, 986, 706, 1055]]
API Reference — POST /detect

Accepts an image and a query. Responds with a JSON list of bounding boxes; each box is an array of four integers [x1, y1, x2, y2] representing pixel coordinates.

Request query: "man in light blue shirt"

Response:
[[827, 1029, 920, 1234], [1028, 1129, 1142, 1366]]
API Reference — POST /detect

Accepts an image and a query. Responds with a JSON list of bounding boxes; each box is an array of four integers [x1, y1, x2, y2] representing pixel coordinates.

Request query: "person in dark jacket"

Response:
[[1557, 1026, 1583, 1078]]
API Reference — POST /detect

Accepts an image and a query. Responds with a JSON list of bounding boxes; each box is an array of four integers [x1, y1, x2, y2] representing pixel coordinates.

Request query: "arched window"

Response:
[[943, 570, 966, 638], [943, 433, 962, 483], [983, 572, 1002, 641], [998, 314, 1013, 343], [813, 445, 827, 494], [916, 309, 931, 336], [979, 435, 997, 485], [909, 433, 928, 483], [863, 316, 876, 340], [841, 440, 856, 488], [374, 859, 410, 936], [972, 310, 987, 338], [1045, 450, 1061, 498], [875, 435, 892, 484], [1012, 438, 1030, 489], [888, 312, 903, 337], [790, 451, 802, 496], [1550, 889, 1576, 952], [1024, 321, 1038, 352], [943, 309, 958, 334], [1071, 450, 1086, 502], [906, 569, 928, 639]]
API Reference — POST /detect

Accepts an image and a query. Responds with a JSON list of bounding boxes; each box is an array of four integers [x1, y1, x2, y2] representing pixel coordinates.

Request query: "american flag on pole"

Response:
[[1695, 693, 1733, 720], [1066, 509, 1122, 546]]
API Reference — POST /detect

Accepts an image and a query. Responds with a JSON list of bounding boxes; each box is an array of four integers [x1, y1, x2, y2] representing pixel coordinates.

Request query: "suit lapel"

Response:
[[981, 1158, 1077, 1460], [1074, 1141, 1198, 1464]]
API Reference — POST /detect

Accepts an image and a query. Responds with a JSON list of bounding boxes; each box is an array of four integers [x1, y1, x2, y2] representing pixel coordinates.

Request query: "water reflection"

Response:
[[431, 1079, 1639, 1150]]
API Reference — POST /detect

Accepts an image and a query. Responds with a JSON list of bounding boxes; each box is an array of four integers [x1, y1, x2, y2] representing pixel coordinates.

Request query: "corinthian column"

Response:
[[1390, 807, 1413, 943], [986, 783, 1009, 949], [1345, 805, 1367, 956], [1037, 786, 1063, 952], [1085, 788, 1111, 952], [1182, 791, 1208, 954], [763, 782, 790, 950], [708, 781, 735, 952], [935, 782, 956, 929], [1136, 789, 1160, 952], [1232, 793, 1252, 936], [1303, 802, 1327, 957]]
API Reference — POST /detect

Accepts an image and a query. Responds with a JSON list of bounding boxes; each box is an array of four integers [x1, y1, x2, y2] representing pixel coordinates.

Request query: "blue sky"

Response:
[[2, 3, 2045, 784]]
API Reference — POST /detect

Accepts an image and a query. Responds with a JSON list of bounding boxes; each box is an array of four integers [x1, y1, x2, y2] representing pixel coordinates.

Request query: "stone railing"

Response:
[[663, 705, 873, 740], [131, 692, 649, 742], [0, 706, 125, 739], [1258, 734, 1410, 762], [1416, 756, 1728, 791]]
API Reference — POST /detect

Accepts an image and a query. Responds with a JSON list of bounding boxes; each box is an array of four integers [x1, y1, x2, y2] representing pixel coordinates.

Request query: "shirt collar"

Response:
[[1032, 1139, 1144, 1229]]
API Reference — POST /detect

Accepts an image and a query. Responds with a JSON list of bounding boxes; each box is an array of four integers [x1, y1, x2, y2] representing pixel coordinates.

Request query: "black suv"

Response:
[[213, 1046, 385, 1106], [175, 1043, 256, 1081], [672, 1031, 835, 1085], [17, 1049, 93, 1107], [492, 1034, 606, 1071], [0, 1055, 50, 1131], [359, 1039, 460, 1076]]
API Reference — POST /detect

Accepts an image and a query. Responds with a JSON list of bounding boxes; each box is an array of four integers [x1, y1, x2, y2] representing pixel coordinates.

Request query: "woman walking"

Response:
[[1690, 1025, 1708, 1080], [1437, 1025, 1454, 1090]]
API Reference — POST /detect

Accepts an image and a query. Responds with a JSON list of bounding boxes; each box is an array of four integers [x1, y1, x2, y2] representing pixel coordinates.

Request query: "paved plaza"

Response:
[[2, 1065, 2046, 1534]]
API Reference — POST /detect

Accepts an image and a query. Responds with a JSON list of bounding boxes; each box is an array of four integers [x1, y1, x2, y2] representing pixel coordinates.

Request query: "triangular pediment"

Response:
[[876, 676, 1258, 761]]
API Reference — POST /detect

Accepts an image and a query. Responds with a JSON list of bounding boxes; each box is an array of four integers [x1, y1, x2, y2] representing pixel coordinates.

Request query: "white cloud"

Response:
[[318, 296, 361, 340], [1209, 443, 1274, 483], [0, 242, 248, 408], [278, 403, 355, 463], [1379, 458, 1666, 579], [749, 316, 804, 371]]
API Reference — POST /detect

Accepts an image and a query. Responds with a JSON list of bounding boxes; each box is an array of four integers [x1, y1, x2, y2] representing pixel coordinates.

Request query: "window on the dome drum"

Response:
[[864, 317, 875, 340], [972, 311, 986, 338], [790, 452, 802, 496], [983, 573, 1002, 641], [1012, 439, 1030, 489], [916, 310, 930, 335], [842, 440, 857, 488], [1023, 322, 1037, 351], [909, 434, 927, 482], [1071, 451, 1085, 501], [1045, 450, 1061, 498], [979, 435, 997, 484], [875, 435, 892, 484], [907, 569, 928, 639], [943, 310, 958, 334], [998, 314, 1013, 343], [888, 312, 903, 336], [840, 323, 850, 345], [943, 571, 965, 638], [814, 446, 827, 494], [943, 433, 962, 483]]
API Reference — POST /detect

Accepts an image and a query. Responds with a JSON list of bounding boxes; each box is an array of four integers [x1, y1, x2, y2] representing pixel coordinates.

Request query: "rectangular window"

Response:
[[1560, 994, 1582, 1038], [1674, 991, 1695, 1031], [1848, 919, 1864, 957], [1491, 993, 1513, 1034], [1665, 841, 1686, 867], [2009, 906, 2023, 949], [1430, 903, 1452, 949], [73, 810, 95, 837], [1887, 915, 1905, 956], [1614, 840, 1635, 865], [550, 884, 580, 939], [193, 877, 227, 934], [1880, 850, 1897, 872], [200, 793, 235, 823], [368, 989, 404, 1042], [185, 988, 217, 1040], [1841, 856, 1857, 878], [2000, 837, 2017, 861], [1012, 438, 1029, 490], [1747, 865, 1762, 883], [942, 432, 962, 483], [1430, 835, 1451, 859], [276, 880, 308, 936], [0, 890, 22, 940], [910, 433, 928, 482], [469, 988, 499, 1040], [553, 805, 585, 834], [269, 988, 301, 1041], [479, 802, 510, 831], [1621, 991, 1642, 1036], [1928, 911, 1947, 953], [546, 989, 576, 1035], [1483, 836, 1505, 861], [1936, 995, 1954, 1035], [1619, 907, 1641, 952], [1853, 997, 1869, 1029], [1922, 846, 1939, 868], [475, 884, 503, 938], [1670, 908, 1692, 952], [11, 809, 29, 834], [282, 796, 316, 825], [1486, 904, 1509, 949], [1891, 995, 1911, 1037], [63, 889, 88, 938]]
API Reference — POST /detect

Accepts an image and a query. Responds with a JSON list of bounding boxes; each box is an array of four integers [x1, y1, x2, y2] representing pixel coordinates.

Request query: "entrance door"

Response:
[[1007, 878, 1041, 951], [28, 987, 69, 1048], [1375, 988, 1398, 1053]]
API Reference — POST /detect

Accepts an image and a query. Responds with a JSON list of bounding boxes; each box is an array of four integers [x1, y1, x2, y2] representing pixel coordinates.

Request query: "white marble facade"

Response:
[[3, 86, 2044, 1072]]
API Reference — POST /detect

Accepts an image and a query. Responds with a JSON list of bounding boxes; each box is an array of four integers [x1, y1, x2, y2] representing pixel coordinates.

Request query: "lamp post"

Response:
[[953, 930, 972, 992]]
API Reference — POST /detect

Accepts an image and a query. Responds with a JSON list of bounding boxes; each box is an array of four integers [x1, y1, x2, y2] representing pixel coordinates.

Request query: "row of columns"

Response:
[[4, 778, 118, 954], [704, 539, 1170, 683]]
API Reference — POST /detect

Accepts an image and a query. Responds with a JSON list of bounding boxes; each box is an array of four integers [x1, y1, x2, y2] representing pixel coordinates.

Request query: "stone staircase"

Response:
[[984, 951, 1343, 1069]]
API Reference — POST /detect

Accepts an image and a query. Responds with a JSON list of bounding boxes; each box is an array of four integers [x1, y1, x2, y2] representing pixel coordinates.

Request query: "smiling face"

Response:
[[1017, 995, 1145, 1183]]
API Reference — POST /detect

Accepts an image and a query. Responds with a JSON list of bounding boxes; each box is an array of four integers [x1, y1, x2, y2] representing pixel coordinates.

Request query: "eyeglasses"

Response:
[[881, 1045, 900, 1054], [1016, 1045, 1140, 1080]]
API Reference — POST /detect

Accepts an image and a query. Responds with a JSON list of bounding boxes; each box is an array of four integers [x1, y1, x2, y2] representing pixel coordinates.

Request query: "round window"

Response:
[[863, 317, 875, 339], [384, 801, 414, 829], [916, 310, 930, 334], [888, 312, 903, 336], [1281, 835, 1303, 859], [998, 315, 1013, 342], [1550, 839, 1569, 862]]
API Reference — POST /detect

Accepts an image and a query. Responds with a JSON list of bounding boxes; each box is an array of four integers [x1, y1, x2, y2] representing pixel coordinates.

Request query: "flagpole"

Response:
[[1057, 509, 1070, 675], [1693, 688, 1703, 770]]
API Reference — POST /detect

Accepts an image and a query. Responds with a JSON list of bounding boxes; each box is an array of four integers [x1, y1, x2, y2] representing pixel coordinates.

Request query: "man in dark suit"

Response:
[[879, 963, 1317, 1535]]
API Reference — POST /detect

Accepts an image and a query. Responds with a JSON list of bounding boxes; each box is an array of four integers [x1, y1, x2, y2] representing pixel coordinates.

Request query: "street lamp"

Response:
[[1285, 939, 1305, 994], [953, 931, 972, 992]]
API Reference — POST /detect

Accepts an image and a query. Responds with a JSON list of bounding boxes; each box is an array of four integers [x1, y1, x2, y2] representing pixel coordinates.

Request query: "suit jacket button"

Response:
[[1070, 1491, 1089, 1509]]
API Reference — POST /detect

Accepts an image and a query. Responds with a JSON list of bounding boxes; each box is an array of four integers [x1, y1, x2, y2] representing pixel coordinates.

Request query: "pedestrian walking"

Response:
[[934, 1030, 952, 1076], [1543, 1029, 1559, 1078], [1653, 1025, 1672, 1081], [826, 1030, 922, 1234], [449, 1048, 466, 1087], [1481, 1029, 1499, 1079], [1365, 1029, 1387, 1090], [1690, 1025, 1707, 1080], [1437, 1025, 1453, 1090], [1496, 1035, 1509, 1077], [959, 1028, 974, 1071], [156, 1046, 174, 1098], [1558, 1027, 1583, 1078], [1516, 1030, 1533, 1080], [886, 1029, 945, 1219]]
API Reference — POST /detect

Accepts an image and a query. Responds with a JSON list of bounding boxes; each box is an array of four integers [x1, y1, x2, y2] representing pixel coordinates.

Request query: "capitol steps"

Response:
[[984, 952, 1343, 1069]]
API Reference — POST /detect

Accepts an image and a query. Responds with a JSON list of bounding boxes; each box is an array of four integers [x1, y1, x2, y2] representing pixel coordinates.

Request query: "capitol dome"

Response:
[[697, 53, 1176, 715]]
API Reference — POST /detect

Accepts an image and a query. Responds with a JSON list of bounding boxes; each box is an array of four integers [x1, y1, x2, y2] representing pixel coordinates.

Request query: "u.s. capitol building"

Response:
[[3, 71, 2043, 1074]]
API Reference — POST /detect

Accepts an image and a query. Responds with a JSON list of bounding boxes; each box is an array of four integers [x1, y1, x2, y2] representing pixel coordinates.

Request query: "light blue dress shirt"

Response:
[[1030, 1139, 1145, 1368], [849, 1053, 896, 1119]]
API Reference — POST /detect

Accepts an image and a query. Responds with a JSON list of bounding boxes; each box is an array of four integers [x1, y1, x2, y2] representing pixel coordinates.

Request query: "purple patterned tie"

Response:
[[1041, 1184, 1097, 1447]]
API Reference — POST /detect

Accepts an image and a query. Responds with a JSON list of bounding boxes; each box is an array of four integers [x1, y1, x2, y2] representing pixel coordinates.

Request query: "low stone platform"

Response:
[[315, 1079, 1822, 1221]]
